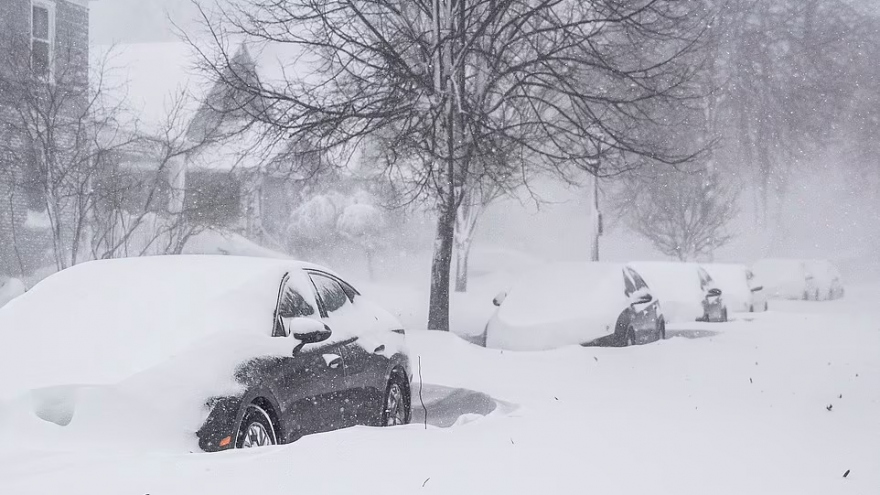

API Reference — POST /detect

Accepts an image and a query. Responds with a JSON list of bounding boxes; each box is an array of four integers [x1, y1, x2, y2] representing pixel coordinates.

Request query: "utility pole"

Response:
[[589, 172, 601, 261]]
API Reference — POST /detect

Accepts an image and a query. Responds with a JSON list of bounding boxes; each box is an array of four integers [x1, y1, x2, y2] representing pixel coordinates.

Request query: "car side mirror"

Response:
[[289, 318, 332, 355], [707, 288, 722, 297], [750, 286, 764, 292], [493, 291, 507, 307], [630, 288, 653, 306]]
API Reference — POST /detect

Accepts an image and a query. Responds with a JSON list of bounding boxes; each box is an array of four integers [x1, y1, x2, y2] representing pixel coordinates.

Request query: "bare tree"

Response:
[[698, 0, 871, 223], [618, 163, 738, 261], [192, 0, 708, 330], [0, 42, 137, 272]]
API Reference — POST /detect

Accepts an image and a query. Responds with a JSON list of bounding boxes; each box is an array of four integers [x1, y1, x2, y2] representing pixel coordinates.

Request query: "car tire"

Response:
[[622, 326, 636, 347], [236, 404, 277, 449], [657, 319, 666, 341], [382, 372, 410, 427], [721, 308, 728, 322], [764, 301, 769, 311], [749, 304, 754, 313]]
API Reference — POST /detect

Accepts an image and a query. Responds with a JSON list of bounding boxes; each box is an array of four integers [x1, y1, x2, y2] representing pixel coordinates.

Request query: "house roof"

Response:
[[96, 39, 312, 172]]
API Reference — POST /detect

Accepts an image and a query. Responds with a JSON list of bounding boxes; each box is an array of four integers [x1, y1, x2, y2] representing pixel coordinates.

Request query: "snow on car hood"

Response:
[[0, 256, 325, 398], [487, 263, 628, 350]]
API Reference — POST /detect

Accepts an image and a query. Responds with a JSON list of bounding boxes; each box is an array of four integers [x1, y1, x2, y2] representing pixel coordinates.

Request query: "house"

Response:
[[0, 0, 92, 276], [100, 41, 319, 252]]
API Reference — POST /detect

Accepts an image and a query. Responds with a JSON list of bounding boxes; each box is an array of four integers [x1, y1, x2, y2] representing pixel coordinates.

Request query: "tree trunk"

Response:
[[427, 193, 455, 331], [454, 238, 472, 292], [589, 173, 600, 262], [427, 98, 457, 332], [365, 247, 375, 282]]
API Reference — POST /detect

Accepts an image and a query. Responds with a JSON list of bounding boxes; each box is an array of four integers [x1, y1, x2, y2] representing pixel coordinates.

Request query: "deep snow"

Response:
[[0, 282, 877, 494]]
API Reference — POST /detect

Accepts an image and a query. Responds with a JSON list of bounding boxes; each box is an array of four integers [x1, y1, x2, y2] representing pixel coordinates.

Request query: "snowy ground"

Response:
[[0, 283, 877, 494]]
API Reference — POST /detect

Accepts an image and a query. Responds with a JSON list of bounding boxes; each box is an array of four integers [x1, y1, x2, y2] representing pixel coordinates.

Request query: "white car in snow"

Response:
[[804, 259, 845, 300], [703, 263, 768, 313], [751, 258, 844, 301], [484, 262, 665, 351], [630, 262, 728, 323], [0, 256, 411, 452], [752, 258, 814, 300]]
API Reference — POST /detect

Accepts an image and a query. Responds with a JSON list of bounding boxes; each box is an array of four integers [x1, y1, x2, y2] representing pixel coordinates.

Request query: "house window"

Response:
[[32, 2, 54, 79]]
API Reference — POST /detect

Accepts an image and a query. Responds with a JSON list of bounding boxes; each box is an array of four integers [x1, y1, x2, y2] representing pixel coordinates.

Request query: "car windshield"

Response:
[[0, 2, 875, 493]]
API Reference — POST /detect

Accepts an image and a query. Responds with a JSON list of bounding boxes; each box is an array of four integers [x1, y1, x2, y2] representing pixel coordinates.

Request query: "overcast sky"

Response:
[[90, 0, 204, 44], [90, 0, 880, 45]]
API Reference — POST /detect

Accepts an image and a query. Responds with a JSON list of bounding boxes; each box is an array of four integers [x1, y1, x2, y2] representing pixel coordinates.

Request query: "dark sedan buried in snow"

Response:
[[484, 262, 666, 351], [0, 256, 411, 452]]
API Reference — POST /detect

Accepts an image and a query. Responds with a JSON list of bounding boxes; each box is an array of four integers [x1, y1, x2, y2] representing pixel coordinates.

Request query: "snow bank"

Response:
[[3, 285, 879, 494], [0, 277, 25, 309]]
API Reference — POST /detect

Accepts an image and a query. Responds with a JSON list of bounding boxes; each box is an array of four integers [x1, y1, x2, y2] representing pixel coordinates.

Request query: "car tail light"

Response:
[[219, 436, 232, 448]]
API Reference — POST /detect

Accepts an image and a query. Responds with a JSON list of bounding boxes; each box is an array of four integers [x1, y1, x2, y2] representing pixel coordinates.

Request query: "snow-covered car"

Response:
[[745, 268, 769, 311], [703, 264, 768, 313], [484, 262, 665, 351], [0, 256, 411, 452], [630, 262, 728, 323], [751, 258, 816, 300], [804, 259, 844, 300]]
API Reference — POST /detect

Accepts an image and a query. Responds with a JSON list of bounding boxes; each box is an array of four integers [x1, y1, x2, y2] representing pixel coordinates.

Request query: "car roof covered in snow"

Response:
[[499, 262, 629, 327], [629, 261, 706, 301], [0, 256, 339, 397]]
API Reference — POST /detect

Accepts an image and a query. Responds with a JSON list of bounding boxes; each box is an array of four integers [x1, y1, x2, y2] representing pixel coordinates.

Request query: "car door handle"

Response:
[[373, 344, 385, 354], [322, 354, 342, 369]]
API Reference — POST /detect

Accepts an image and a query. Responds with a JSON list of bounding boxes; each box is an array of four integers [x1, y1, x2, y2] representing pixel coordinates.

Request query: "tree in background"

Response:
[[697, 0, 873, 224], [620, 164, 738, 261], [337, 202, 387, 282], [195, 0, 708, 330], [287, 194, 341, 258], [0, 42, 134, 272]]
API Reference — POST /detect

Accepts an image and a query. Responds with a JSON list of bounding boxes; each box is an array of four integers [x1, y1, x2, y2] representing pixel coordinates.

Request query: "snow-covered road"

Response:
[[1, 285, 878, 494]]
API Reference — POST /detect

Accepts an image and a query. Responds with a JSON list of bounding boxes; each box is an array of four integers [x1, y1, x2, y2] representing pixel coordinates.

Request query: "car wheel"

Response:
[[764, 301, 769, 311], [749, 304, 754, 313], [657, 319, 666, 341], [721, 308, 728, 322], [236, 405, 277, 449], [382, 372, 410, 426], [622, 326, 636, 347]]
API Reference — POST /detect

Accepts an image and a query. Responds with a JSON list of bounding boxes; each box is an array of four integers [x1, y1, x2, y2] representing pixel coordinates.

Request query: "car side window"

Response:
[[623, 269, 636, 296], [310, 274, 350, 314], [273, 276, 317, 337], [629, 270, 649, 290], [698, 268, 711, 289], [278, 286, 315, 318]]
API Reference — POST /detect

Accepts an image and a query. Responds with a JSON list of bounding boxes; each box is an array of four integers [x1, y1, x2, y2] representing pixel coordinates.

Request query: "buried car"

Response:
[[703, 263, 768, 313], [0, 256, 411, 452], [631, 262, 728, 323], [804, 259, 845, 300], [751, 258, 816, 300], [484, 262, 665, 351]]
